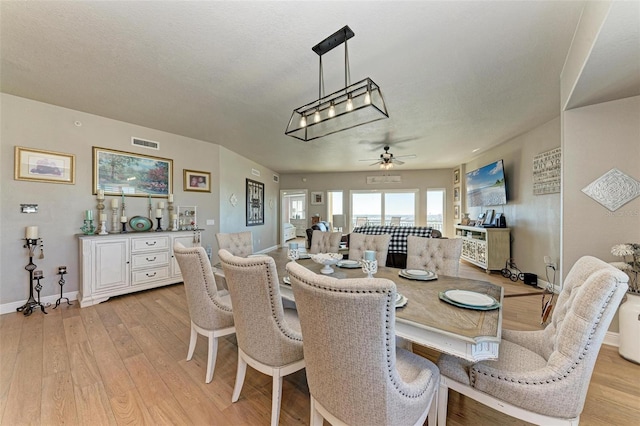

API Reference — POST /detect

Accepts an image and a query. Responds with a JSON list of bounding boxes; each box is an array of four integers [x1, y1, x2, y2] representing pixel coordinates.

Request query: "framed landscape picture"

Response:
[[93, 147, 172, 197], [246, 178, 264, 226], [15, 146, 75, 184], [184, 169, 211, 192], [311, 191, 324, 205]]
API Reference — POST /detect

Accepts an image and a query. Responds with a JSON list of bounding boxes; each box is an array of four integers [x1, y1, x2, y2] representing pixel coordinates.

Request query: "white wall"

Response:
[[0, 94, 279, 307]]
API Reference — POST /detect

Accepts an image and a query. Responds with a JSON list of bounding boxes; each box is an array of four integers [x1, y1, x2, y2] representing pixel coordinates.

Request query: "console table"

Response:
[[78, 231, 200, 307], [455, 225, 510, 273]]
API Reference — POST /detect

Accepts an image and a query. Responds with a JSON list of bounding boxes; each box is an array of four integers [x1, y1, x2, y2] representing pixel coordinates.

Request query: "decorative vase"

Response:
[[619, 292, 640, 364]]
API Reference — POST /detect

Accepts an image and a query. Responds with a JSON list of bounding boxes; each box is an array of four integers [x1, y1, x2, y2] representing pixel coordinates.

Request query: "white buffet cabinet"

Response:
[[454, 225, 510, 273], [78, 231, 200, 307]]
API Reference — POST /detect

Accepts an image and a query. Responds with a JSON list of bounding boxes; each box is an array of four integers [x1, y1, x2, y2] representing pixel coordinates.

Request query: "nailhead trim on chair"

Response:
[[183, 250, 232, 312], [470, 285, 618, 387], [289, 270, 435, 400], [224, 256, 302, 342]]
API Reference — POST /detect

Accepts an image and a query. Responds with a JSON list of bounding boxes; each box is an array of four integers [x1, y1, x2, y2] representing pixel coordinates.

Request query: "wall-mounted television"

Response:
[[466, 159, 507, 207]]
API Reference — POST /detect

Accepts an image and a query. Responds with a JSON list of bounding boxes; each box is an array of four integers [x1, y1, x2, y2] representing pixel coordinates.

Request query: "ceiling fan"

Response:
[[359, 146, 416, 169]]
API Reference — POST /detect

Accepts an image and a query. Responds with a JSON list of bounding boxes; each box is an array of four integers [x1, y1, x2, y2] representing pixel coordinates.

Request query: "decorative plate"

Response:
[[129, 216, 153, 232]]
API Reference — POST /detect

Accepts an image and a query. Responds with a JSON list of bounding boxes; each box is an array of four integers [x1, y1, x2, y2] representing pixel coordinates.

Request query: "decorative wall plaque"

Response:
[[533, 147, 561, 195], [581, 168, 640, 211], [246, 179, 264, 226]]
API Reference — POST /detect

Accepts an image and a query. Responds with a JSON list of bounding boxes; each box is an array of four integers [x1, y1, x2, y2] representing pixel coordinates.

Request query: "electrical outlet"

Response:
[[544, 256, 557, 269]]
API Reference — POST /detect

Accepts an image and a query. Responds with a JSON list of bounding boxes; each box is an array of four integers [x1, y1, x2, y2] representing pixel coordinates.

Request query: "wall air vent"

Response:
[[131, 137, 160, 150], [366, 175, 401, 184], [273, 174, 279, 183]]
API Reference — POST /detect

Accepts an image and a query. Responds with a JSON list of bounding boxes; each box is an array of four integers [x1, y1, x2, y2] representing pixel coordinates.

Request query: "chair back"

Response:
[[355, 216, 368, 227], [287, 262, 436, 425], [216, 231, 253, 257], [174, 243, 234, 331], [406, 236, 462, 276], [309, 230, 342, 254], [218, 249, 303, 367], [348, 233, 391, 265], [390, 216, 401, 226]]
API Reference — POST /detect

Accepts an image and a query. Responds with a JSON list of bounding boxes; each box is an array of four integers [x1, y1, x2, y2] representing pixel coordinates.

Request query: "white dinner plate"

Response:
[[337, 260, 360, 268], [405, 269, 429, 276], [282, 276, 291, 285], [298, 253, 311, 259], [443, 290, 495, 307], [395, 294, 408, 308], [399, 270, 437, 281]]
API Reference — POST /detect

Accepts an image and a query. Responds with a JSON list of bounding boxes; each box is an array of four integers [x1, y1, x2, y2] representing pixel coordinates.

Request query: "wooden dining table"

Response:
[[263, 250, 504, 363]]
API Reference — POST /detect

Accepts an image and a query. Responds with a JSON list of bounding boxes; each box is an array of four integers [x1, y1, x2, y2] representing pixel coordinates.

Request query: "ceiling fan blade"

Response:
[[394, 154, 417, 160], [393, 159, 405, 165], [369, 161, 382, 166], [359, 157, 381, 162]]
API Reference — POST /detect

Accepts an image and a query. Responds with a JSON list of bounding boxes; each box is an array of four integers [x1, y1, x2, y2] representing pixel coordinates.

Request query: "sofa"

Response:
[[305, 221, 332, 249], [349, 225, 438, 268]]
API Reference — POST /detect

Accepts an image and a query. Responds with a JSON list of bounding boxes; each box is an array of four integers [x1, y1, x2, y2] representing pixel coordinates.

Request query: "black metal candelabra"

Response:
[[53, 266, 72, 309], [17, 238, 48, 316]]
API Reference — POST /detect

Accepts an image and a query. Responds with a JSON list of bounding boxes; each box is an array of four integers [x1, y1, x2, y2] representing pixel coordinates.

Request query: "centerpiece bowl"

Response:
[[310, 252, 343, 275]]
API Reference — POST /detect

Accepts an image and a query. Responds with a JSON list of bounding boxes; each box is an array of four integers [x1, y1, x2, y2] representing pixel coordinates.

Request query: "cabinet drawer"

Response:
[[132, 266, 170, 285], [131, 251, 169, 269], [131, 236, 169, 252]]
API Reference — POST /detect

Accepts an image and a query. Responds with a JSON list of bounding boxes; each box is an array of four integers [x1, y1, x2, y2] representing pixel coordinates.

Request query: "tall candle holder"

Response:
[[53, 266, 72, 308], [17, 238, 48, 316], [167, 200, 176, 231], [155, 214, 163, 232], [110, 205, 120, 234], [81, 219, 96, 235], [96, 191, 105, 234]]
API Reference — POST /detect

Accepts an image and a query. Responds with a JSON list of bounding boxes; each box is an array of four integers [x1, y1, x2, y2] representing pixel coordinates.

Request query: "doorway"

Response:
[[280, 189, 308, 246]]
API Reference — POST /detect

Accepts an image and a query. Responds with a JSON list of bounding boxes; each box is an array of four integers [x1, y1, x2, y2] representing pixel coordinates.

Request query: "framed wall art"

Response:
[[15, 146, 75, 184], [453, 168, 460, 185], [311, 191, 324, 205], [453, 186, 460, 202], [93, 147, 172, 197], [454, 204, 460, 220], [246, 178, 264, 226], [184, 169, 211, 192]]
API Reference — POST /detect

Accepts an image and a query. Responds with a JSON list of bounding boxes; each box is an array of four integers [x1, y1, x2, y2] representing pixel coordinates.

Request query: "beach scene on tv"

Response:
[[466, 160, 507, 207]]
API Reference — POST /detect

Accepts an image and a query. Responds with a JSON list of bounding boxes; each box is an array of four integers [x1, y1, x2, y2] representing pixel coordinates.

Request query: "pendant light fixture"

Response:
[[285, 26, 389, 142]]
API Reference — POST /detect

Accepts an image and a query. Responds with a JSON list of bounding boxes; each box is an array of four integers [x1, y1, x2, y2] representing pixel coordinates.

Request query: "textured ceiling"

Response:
[[1, 1, 636, 173]]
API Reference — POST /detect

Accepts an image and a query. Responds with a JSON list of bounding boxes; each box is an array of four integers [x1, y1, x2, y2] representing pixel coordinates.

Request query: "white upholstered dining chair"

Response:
[[406, 236, 462, 277], [173, 243, 235, 383], [287, 261, 440, 426], [218, 249, 305, 426], [436, 256, 629, 425], [348, 232, 391, 265], [216, 231, 253, 257], [308, 230, 342, 254]]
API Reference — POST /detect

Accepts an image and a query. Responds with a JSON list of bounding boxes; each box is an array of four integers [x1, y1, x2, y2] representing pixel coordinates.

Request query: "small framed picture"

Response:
[[453, 187, 460, 202], [311, 191, 324, 205], [15, 146, 75, 184], [454, 205, 460, 220], [453, 168, 460, 185], [184, 169, 211, 192]]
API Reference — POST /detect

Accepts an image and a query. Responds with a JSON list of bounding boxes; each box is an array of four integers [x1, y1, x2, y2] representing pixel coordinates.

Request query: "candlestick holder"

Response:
[[155, 216, 163, 232], [168, 201, 175, 231], [148, 202, 153, 220], [53, 267, 72, 308], [81, 219, 96, 235], [110, 206, 120, 233], [121, 221, 128, 233], [17, 238, 48, 316]]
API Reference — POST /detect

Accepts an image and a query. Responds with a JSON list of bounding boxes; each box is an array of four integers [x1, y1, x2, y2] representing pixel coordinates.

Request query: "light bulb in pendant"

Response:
[[300, 115, 307, 127], [364, 90, 371, 104], [346, 96, 353, 112], [313, 110, 321, 123], [328, 103, 336, 118]]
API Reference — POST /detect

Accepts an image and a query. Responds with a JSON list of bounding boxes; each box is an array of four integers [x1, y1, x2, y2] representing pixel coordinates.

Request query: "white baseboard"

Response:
[[257, 245, 279, 254], [603, 331, 620, 347], [1, 291, 79, 315]]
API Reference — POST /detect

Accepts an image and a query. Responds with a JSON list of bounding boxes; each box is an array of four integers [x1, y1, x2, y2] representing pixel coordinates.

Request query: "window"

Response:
[[426, 189, 444, 231], [284, 194, 306, 219], [350, 190, 417, 230]]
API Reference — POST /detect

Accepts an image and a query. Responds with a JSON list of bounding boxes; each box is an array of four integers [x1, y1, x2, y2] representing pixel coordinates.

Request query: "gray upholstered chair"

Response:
[[287, 262, 440, 426], [437, 256, 629, 425], [216, 231, 253, 257], [308, 230, 342, 254], [218, 249, 304, 426], [173, 243, 235, 383], [406, 236, 462, 277], [348, 232, 391, 265]]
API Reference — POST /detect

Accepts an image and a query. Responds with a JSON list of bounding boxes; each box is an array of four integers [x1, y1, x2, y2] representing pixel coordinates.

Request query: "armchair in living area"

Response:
[[437, 256, 629, 425]]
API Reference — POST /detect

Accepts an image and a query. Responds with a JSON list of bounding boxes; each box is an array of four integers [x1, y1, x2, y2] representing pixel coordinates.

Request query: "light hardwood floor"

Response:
[[1, 258, 639, 425]]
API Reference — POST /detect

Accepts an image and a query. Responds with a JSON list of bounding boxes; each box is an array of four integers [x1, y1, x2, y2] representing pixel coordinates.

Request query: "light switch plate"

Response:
[[206, 219, 215, 225]]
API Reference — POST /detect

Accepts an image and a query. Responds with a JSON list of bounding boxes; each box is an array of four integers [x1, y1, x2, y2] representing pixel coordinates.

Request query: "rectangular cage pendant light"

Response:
[[285, 26, 389, 142]]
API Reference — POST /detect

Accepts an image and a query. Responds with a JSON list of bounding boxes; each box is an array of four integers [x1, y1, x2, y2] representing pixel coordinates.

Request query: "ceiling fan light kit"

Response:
[[285, 26, 389, 142]]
